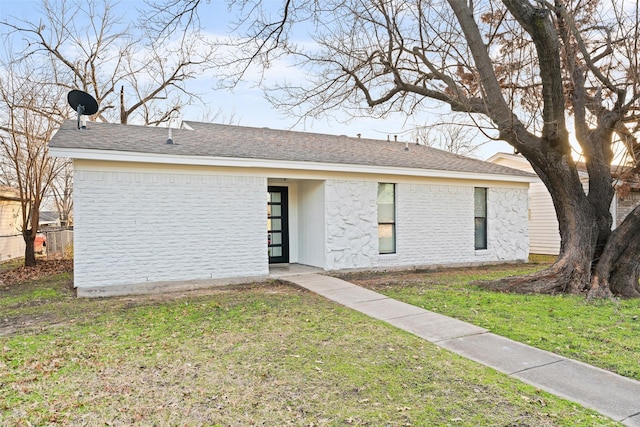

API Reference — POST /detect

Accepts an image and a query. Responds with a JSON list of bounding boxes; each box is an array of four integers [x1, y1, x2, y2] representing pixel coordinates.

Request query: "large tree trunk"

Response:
[[479, 201, 597, 295], [589, 204, 640, 298], [481, 178, 640, 298], [480, 176, 640, 298], [480, 151, 602, 295], [544, 165, 599, 294]]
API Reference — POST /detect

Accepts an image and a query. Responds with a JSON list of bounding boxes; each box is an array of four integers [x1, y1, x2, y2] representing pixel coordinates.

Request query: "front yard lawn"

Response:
[[343, 257, 640, 382], [0, 260, 619, 426]]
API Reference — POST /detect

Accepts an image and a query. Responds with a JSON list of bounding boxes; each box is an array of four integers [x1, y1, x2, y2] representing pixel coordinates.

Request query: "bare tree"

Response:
[[0, 0, 220, 266], [2, 0, 217, 126], [0, 60, 67, 266], [411, 119, 488, 157], [51, 162, 73, 227], [154, 0, 640, 297]]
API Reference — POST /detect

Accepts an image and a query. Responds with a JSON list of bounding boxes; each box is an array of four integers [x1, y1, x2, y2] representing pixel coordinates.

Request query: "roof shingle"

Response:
[[49, 120, 533, 178]]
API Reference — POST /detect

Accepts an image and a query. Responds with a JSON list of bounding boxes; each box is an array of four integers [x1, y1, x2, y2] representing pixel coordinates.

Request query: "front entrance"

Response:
[[268, 186, 289, 264]]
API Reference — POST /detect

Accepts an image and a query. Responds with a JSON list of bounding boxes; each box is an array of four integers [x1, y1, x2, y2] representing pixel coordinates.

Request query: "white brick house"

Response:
[[49, 120, 535, 297]]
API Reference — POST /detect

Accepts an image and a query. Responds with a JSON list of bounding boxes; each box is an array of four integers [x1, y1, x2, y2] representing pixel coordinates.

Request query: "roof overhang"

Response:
[[50, 147, 538, 184], [0, 188, 21, 201]]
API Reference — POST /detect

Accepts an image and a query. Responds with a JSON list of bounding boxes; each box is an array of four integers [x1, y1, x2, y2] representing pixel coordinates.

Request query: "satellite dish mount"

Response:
[[67, 90, 99, 130]]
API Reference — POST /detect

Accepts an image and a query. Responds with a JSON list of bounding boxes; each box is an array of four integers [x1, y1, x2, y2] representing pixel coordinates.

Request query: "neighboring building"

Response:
[[49, 120, 535, 297], [0, 186, 25, 261], [613, 173, 640, 227], [39, 211, 62, 229], [488, 152, 638, 255], [616, 190, 640, 226]]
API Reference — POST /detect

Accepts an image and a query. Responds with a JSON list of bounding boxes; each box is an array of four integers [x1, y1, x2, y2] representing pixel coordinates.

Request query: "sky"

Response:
[[0, 0, 513, 160]]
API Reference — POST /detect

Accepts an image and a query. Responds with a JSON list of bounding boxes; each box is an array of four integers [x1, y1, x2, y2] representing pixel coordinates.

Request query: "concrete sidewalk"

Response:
[[279, 273, 640, 426]]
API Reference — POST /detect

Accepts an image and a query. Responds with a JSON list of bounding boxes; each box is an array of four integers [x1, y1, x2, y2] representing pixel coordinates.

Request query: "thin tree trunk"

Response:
[[23, 229, 36, 267], [23, 206, 40, 267]]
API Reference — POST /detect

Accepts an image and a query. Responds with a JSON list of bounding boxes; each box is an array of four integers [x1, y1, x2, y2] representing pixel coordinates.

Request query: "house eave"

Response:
[[0, 188, 22, 202], [49, 147, 538, 183]]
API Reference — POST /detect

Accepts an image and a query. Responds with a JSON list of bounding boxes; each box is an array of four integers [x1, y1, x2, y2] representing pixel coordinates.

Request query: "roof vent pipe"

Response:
[[405, 141, 409, 151], [166, 127, 174, 145], [394, 135, 398, 142]]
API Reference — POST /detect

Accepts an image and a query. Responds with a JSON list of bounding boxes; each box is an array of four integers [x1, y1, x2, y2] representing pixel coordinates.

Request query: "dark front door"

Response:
[[268, 186, 289, 264]]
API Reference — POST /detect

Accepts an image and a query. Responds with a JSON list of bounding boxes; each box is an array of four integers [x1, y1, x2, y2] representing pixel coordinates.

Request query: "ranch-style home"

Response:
[[49, 120, 535, 297]]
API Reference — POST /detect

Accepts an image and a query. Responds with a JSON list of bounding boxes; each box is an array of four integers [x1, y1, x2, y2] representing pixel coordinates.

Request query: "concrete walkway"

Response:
[[275, 272, 640, 426]]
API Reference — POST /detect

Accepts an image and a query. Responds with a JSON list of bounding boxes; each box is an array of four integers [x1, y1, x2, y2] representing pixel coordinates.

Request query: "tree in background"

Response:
[[411, 119, 488, 157], [0, 59, 66, 266], [51, 162, 73, 227], [0, 0, 219, 265], [152, 0, 640, 297], [2, 0, 216, 125]]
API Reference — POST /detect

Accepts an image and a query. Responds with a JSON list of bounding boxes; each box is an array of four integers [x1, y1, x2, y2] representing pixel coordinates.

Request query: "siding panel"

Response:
[[0, 200, 24, 261]]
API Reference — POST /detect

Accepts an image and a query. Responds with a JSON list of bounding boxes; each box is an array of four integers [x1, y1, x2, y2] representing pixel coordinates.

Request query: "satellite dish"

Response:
[[67, 90, 99, 130]]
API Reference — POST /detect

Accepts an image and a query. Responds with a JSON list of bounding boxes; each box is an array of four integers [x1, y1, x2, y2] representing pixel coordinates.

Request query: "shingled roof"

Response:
[[49, 120, 534, 178]]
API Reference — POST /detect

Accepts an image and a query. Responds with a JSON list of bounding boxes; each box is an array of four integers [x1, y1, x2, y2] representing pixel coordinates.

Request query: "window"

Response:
[[378, 183, 396, 254], [474, 187, 487, 250]]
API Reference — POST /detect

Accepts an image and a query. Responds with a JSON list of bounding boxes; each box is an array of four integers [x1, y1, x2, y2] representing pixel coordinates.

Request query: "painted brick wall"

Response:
[[74, 167, 268, 288], [324, 180, 529, 271], [386, 184, 476, 267]]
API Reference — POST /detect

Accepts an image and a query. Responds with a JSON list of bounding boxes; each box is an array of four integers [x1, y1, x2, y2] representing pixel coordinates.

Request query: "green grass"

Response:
[[346, 261, 640, 381], [0, 268, 620, 425]]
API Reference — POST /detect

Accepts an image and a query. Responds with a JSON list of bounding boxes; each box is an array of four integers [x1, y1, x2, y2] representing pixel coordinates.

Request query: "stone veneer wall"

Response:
[[486, 187, 529, 261], [324, 180, 378, 270], [73, 167, 268, 289]]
